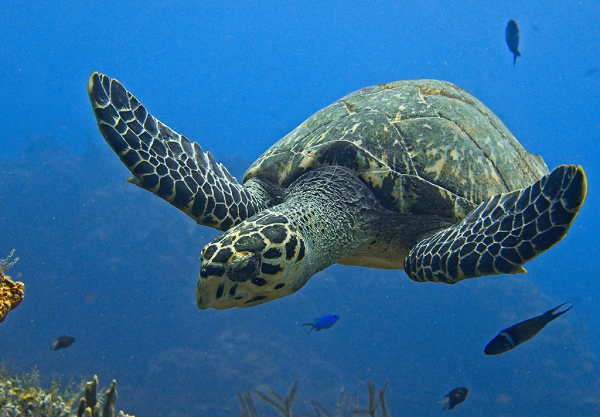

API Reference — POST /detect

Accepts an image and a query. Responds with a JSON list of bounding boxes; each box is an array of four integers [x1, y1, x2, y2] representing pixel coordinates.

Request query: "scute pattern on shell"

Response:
[[244, 80, 548, 221]]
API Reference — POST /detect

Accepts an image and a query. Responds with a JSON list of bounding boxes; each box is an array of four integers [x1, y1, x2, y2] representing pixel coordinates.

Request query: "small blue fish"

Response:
[[302, 314, 340, 333]]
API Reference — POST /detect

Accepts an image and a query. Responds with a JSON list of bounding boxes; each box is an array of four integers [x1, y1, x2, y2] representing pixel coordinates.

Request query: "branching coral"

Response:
[[0, 250, 24, 324], [0, 364, 78, 417], [74, 375, 132, 417], [0, 364, 134, 417], [238, 380, 390, 417]]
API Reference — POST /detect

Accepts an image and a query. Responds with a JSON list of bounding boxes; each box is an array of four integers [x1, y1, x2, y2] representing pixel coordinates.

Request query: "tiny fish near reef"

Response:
[[484, 302, 572, 355], [302, 314, 340, 333], [441, 387, 468, 411], [51, 335, 75, 351]]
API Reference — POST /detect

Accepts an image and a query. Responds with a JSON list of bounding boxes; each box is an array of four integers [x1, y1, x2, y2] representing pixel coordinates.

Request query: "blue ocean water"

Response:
[[1, 1, 599, 415]]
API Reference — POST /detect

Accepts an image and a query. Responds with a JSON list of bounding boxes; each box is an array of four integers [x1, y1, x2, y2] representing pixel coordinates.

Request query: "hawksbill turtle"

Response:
[[88, 73, 586, 309]]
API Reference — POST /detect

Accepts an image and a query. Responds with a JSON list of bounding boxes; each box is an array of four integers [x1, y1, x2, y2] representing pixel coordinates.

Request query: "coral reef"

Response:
[[0, 364, 133, 417], [0, 250, 24, 324], [74, 375, 132, 417], [238, 380, 390, 417]]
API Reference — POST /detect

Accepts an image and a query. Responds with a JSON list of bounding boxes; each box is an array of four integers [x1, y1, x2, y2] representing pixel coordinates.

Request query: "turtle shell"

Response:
[[244, 79, 548, 222]]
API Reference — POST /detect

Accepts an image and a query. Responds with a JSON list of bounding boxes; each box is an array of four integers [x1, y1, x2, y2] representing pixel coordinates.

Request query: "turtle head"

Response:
[[196, 212, 311, 309]]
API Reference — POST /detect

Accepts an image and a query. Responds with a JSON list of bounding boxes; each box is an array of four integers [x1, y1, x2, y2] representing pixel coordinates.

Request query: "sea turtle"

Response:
[[88, 73, 586, 310]]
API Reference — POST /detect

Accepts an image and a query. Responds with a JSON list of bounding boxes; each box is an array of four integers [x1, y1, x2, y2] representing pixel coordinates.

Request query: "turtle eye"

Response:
[[200, 263, 225, 278], [227, 253, 261, 282]]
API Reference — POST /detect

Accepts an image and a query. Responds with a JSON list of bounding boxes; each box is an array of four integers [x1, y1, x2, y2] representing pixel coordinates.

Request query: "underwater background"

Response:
[[1, 1, 599, 415]]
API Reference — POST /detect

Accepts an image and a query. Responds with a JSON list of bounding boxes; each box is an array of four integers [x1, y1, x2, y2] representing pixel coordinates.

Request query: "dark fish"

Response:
[[51, 335, 75, 351], [302, 314, 340, 333], [505, 19, 521, 65], [441, 387, 468, 411], [484, 302, 572, 355]]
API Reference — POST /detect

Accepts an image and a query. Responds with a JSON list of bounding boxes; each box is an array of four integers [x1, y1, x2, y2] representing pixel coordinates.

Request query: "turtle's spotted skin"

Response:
[[198, 210, 306, 309], [88, 73, 283, 231], [197, 165, 392, 308], [88, 73, 587, 310], [406, 165, 586, 283]]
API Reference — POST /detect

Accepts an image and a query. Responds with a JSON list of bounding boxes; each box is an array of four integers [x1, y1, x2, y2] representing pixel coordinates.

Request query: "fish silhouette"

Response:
[[441, 387, 468, 411], [51, 335, 75, 351], [505, 19, 521, 65], [484, 303, 572, 355], [302, 314, 340, 333]]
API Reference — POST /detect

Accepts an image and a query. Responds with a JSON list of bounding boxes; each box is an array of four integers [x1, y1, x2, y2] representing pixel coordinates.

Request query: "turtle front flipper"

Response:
[[87, 73, 282, 230], [405, 165, 586, 283]]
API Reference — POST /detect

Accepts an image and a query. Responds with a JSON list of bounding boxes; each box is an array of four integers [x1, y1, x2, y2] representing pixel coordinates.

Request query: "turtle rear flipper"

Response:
[[405, 165, 586, 283], [87, 73, 282, 231]]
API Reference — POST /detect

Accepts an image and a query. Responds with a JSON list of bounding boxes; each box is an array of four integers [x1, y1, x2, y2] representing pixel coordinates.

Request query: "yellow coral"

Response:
[[0, 250, 24, 324], [0, 364, 134, 417]]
